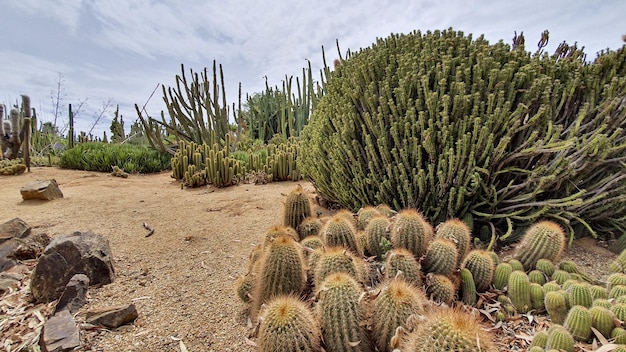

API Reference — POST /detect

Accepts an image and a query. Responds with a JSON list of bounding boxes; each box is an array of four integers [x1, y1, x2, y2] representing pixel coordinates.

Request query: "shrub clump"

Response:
[[59, 142, 171, 173]]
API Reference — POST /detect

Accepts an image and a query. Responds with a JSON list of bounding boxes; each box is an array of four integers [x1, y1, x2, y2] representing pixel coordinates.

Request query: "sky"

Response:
[[1, 0, 625, 139]]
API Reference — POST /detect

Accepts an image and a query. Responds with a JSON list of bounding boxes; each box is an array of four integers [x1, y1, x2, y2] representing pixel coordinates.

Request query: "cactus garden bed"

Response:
[[0, 167, 620, 351]]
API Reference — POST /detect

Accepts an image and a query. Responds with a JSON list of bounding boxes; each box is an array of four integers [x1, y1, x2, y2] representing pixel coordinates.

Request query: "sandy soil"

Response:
[[0, 167, 619, 351]]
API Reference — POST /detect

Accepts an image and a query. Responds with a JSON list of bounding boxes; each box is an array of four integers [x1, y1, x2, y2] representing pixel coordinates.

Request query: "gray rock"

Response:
[[86, 303, 138, 328], [20, 179, 64, 200], [40, 309, 80, 352], [0, 217, 31, 243], [0, 219, 49, 272], [54, 274, 90, 314], [30, 231, 115, 303]]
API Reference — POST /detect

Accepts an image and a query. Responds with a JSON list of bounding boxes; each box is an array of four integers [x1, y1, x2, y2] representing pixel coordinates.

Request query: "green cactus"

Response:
[[488, 251, 500, 266], [400, 307, 496, 352], [422, 238, 459, 276], [567, 282, 593, 308], [235, 274, 255, 304], [593, 298, 612, 309], [559, 260, 592, 283], [545, 325, 574, 352], [372, 278, 426, 352], [612, 327, 626, 344], [493, 262, 513, 290], [384, 248, 422, 286], [435, 218, 472, 260], [252, 235, 306, 318], [563, 305, 592, 342], [460, 268, 477, 306], [589, 305, 615, 339], [551, 270, 572, 285], [610, 285, 626, 299], [589, 285, 608, 300], [530, 282, 545, 310], [461, 249, 495, 292], [375, 204, 396, 218], [545, 291, 568, 324], [257, 295, 322, 352], [356, 206, 381, 230], [364, 215, 392, 259], [543, 281, 561, 294], [321, 215, 361, 256], [390, 209, 434, 258], [527, 347, 544, 352], [610, 248, 626, 273], [298, 217, 323, 240], [536, 258, 557, 277], [507, 271, 532, 313], [530, 330, 548, 348], [612, 303, 626, 321], [528, 270, 547, 285], [514, 221, 566, 271], [508, 259, 525, 272], [283, 186, 312, 237], [300, 235, 324, 252], [313, 247, 364, 289], [335, 209, 357, 228], [316, 272, 372, 352], [425, 273, 456, 305], [264, 225, 299, 246], [607, 273, 626, 291], [617, 296, 626, 304]]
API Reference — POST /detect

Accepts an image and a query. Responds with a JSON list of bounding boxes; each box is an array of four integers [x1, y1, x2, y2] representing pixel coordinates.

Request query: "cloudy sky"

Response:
[[1, 0, 625, 138]]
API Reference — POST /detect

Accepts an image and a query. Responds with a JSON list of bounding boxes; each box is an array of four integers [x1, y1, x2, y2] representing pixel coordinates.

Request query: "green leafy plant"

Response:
[[58, 142, 171, 173]]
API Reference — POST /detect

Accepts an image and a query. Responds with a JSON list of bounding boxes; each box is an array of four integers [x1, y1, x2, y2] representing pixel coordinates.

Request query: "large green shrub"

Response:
[[59, 142, 171, 173], [300, 28, 626, 240]]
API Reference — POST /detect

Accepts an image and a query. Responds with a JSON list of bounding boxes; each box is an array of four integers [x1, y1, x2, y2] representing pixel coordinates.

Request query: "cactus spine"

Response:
[[321, 215, 362, 256], [461, 249, 495, 292], [530, 330, 548, 348], [283, 186, 312, 237], [257, 295, 322, 352], [507, 271, 531, 313], [514, 220, 566, 271], [384, 248, 422, 285], [551, 269, 572, 285], [545, 291, 569, 324], [422, 238, 459, 276], [435, 218, 472, 260], [563, 305, 592, 342], [316, 273, 372, 352], [364, 215, 392, 259], [372, 278, 425, 352], [493, 262, 513, 290], [390, 209, 433, 257]]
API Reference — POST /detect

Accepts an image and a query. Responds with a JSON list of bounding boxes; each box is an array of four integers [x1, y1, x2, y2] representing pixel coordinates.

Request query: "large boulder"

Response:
[[30, 231, 115, 303]]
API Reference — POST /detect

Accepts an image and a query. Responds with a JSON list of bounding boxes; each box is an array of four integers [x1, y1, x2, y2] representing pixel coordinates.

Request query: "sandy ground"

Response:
[[0, 167, 618, 351]]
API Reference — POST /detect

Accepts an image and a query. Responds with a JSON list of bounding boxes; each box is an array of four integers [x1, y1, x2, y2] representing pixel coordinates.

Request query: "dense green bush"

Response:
[[300, 28, 626, 241], [59, 142, 171, 173]]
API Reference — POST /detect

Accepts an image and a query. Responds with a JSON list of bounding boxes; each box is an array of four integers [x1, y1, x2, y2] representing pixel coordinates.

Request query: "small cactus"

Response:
[[422, 238, 459, 276], [435, 218, 472, 260], [316, 273, 372, 352], [530, 330, 548, 348], [493, 262, 513, 290], [543, 281, 561, 294], [610, 285, 626, 299], [551, 269, 572, 285], [612, 327, 626, 344], [300, 235, 324, 251], [528, 270, 547, 285], [568, 282, 593, 308], [589, 305, 615, 339], [545, 291, 569, 324], [235, 274, 255, 304], [611, 248, 626, 273], [384, 248, 422, 285], [400, 307, 496, 352], [593, 298, 612, 309], [612, 302, 626, 321], [589, 285, 608, 300], [536, 258, 557, 277], [375, 204, 396, 218], [264, 225, 299, 246], [530, 282, 545, 310], [372, 278, 426, 352], [425, 273, 456, 305], [257, 295, 321, 352], [527, 347, 544, 352], [514, 220, 566, 271], [507, 271, 532, 313], [321, 215, 362, 256], [559, 260, 592, 283], [356, 206, 381, 230], [460, 268, 477, 306], [390, 209, 434, 258], [283, 185, 312, 237], [545, 324, 575, 352], [298, 217, 323, 240], [607, 272, 626, 291], [364, 215, 392, 259], [461, 249, 495, 292], [313, 247, 364, 289], [563, 305, 592, 342], [508, 259, 525, 271]]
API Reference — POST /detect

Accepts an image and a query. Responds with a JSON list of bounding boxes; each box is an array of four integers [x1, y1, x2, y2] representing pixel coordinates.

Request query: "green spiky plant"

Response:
[[530, 282, 545, 310], [567, 282, 593, 308], [545, 325, 575, 352], [372, 278, 425, 352], [321, 215, 361, 256], [459, 268, 477, 306], [528, 270, 547, 285], [530, 331, 548, 348], [545, 291, 569, 324], [298, 218, 323, 240], [257, 295, 322, 352], [608, 273, 626, 291], [235, 274, 255, 304], [514, 221, 566, 271], [283, 185, 312, 237], [493, 262, 513, 290], [384, 248, 422, 285], [300, 235, 324, 252], [313, 247, 364, 289], [390, 209, 433, 258], [461, 249, 495, 292], [563, 305, 592, 342], [507, 259, 525, 272], [543, 281, 561, 294], [316, 273, 372, 352], [425, 273, 456, 305], [364, 215, 392, 259], [589, 305, 615, 339], [400, 307, 496, 352], [422, 238, 459, 276], [507, 270, 531, 313], [356, 206, 381, 230], [551, 270, 572, 285], [435, 218, 472, 260], [536, 258, 557, 277]]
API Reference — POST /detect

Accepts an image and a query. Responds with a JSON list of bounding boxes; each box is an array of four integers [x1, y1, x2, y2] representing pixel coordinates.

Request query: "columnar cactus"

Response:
[[316, 273, 372, 352], [283, 185, 312, 237], [257, 295, 322, 352], [530, 283, 545, 310], [460, 268, 477, 306], [390, 209, 433, 258], [435, 218, 472, 260], [514, 220, 566, 271], [372, 278, 425, 352]]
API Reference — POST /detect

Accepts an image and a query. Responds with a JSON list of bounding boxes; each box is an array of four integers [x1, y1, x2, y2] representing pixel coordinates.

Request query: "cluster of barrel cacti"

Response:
[[170, 138, 300, 188], [0, 157, 27, 175]]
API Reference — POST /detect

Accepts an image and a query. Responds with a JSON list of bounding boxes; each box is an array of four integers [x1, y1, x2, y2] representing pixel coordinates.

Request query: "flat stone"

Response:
[[86, 303, 138, 328], [54, 274, 90, 314], [20, 179, 64, 201], [40, 309, 80, 352]]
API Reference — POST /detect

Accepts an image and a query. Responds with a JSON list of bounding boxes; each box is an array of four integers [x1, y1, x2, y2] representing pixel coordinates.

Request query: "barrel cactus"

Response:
[[283, 185, 312, 236], [514, 220, 566, 271]]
